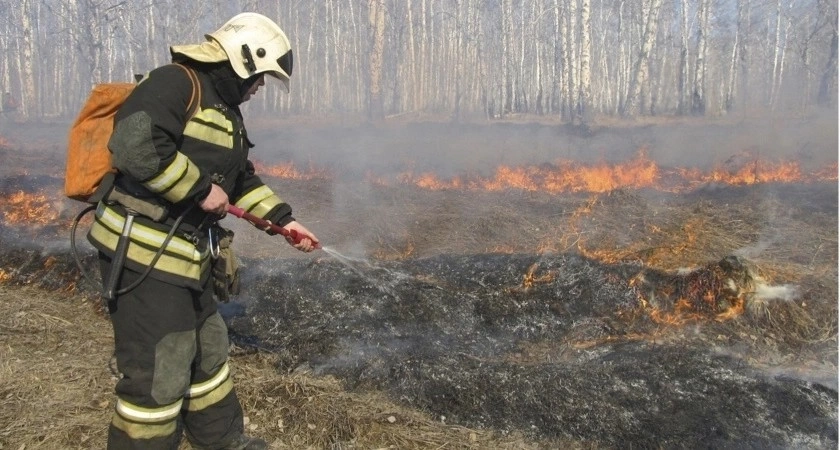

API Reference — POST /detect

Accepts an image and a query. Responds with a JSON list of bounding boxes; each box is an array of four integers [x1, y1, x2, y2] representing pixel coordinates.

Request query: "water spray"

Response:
[[227, 205, 408, 297]]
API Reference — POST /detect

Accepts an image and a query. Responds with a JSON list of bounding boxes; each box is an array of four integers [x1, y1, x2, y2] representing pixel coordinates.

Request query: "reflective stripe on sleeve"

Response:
[[143, 152, 202, 203], [235, 185, 283, 218]]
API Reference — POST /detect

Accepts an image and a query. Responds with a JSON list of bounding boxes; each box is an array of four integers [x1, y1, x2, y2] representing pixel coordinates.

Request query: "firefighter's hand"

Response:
[[283, 221, 320, 252], [199, 184, 229, 216]]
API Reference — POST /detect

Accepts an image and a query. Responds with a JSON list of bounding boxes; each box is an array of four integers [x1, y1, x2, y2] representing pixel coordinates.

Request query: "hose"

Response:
[[70, 203, 193, 297]]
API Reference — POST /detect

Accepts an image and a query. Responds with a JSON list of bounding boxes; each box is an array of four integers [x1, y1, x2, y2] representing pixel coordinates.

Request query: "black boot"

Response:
[[225, 434, 268, 450], [193, 434, 268, 450]]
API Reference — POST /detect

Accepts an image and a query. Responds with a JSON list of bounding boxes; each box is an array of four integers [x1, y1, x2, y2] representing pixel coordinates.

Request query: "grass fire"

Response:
[[1, 1, 837, 446], [0, 116, 836, 449]]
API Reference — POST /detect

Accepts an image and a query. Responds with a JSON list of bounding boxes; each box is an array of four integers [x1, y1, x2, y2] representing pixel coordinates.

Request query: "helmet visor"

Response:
[[278, 50, 293, 77]]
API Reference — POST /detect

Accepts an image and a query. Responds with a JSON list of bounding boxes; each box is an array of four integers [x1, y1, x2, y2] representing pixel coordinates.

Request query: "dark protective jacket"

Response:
[[87, 62, 292, 290]]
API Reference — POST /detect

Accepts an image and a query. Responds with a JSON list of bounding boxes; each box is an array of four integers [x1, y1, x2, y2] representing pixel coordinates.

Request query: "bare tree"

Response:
[[725, 0, 747, 112], [368, 0, 386, 120], [19, 0, 36, 119], [578, 0, 593, 124], [566, 0, 579, 121], [3, 0, 837, 121], [676, 0, 690, 115], [502, 0, 513, 116], [817, 0, 838, 106], [623, 0, 663, 116], [691, 0, 710, 115]]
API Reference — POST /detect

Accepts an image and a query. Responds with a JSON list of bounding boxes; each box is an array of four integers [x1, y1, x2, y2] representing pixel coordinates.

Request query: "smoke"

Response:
[[753, 282, 799, 302], [248, 109, 838, 181]]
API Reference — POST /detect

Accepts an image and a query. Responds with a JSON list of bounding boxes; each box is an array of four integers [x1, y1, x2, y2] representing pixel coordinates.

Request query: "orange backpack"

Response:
[[64, 65, 199, 203]]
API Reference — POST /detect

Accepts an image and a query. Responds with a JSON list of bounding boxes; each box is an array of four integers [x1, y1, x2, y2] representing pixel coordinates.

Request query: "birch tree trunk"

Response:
[[566, 0, 579, 121], [0, 11, 8, 93], [578, 0, 593, 124], [502, 0, 513, 115], [594, 3, 611, 113], [420, 0, 429, 111], [677, 0, 690, 115], [772, 2, 794, 110], [767, 0, 787, 108], [19, 0, 35, 119], [616, 1, 626, 113], [691, 0, 710, 115], [368, 0, 386, 120], [516, 0, 526, 112], [550, 0, 561, 115], [817, 2, 838, 106], [622, 0, 662, 117], [558, 0, 571, 120], [726, 0, 745, 112], [406, 0, 418, 113], [453, 0, 465, 120], [349, 1, 363, 112], [739, 0, 752, 113]]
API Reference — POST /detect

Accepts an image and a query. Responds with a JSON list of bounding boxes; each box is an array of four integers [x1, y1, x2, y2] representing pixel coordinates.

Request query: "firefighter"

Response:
[[86, 12, 318, 450]]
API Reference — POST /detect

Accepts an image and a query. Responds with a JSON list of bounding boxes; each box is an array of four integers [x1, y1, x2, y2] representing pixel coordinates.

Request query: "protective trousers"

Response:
[[100, 255, 245, 449]]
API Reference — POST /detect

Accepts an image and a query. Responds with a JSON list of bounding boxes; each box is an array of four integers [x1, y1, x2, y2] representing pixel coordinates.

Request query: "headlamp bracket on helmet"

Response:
[[241, 44, 257, 73]]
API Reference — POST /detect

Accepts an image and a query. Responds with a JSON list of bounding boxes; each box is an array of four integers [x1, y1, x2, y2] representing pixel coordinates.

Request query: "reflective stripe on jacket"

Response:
[[88, 62, 291, 288]]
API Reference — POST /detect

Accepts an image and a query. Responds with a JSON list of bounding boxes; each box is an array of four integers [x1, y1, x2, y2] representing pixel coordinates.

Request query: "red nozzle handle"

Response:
[[227, 205, 321, 249]]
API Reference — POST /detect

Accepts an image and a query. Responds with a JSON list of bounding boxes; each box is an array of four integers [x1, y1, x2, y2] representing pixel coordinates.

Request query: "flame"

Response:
[[366, 149, 835, 193], [715, 296, 746, 321], [1, 190, 60, 226], [814, 162, 839, 180], [677, 159, 808, 185], [521, 263, 554, 289], [252, 161, 331, 180], [647, 298, 706, 325]]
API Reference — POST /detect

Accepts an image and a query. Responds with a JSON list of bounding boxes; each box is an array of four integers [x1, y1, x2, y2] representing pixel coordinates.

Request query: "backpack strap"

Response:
[[88, 171, 116, 204], [173, 63, 201, 118]]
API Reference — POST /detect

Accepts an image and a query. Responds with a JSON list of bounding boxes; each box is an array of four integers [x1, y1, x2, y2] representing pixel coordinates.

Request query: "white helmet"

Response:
[[174, 12, 293, 92]]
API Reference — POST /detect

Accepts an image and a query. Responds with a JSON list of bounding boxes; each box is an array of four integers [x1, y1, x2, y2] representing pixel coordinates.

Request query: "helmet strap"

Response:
[[240, 74, 263, 98]]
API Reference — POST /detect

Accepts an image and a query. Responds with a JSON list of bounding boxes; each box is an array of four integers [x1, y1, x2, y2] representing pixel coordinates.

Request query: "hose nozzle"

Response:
[[227, 205, 321, 249]]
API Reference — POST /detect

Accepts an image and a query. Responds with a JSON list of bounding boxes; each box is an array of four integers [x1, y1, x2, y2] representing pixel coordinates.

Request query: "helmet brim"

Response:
[[170, 41, 229, 64]]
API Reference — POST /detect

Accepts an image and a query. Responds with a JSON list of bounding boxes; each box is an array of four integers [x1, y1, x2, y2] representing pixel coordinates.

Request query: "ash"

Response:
[[225, 252, 838, 448]]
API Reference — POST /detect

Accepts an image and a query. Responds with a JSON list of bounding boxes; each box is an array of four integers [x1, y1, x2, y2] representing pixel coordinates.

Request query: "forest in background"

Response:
[[0, 0, 837, 123]]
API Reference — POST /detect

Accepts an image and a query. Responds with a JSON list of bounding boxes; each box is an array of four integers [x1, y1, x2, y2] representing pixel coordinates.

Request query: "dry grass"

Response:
[[0, 286, 113, 449], [0, 285, 556, 450], [563, 188, 838, 279]]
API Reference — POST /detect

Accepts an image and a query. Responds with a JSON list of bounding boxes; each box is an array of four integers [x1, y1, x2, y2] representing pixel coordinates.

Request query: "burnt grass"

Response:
[[222, 251, 837, 448], [0, 165, 837, 448]]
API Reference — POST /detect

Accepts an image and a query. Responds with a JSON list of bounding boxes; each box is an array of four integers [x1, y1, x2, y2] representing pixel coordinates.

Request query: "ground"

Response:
[[0, 112, 836, 449]]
